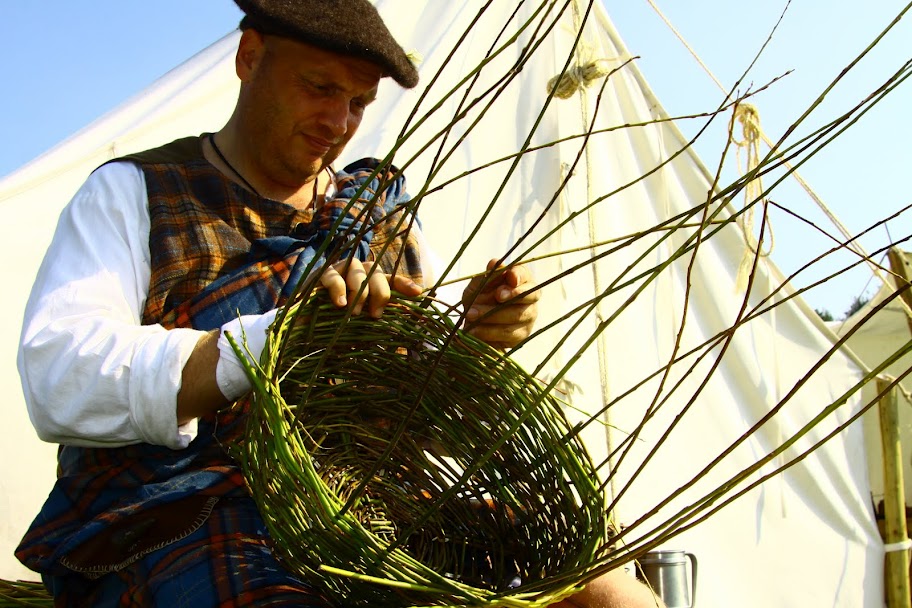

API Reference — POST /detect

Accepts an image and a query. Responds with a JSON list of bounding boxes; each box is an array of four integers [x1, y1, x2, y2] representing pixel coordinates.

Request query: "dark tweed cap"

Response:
[[234, 0, 419, 88]]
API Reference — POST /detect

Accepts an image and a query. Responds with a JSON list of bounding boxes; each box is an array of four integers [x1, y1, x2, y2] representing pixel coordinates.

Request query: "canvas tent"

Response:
[[0, 1, 888, 605], [829, 250, 912, 510]]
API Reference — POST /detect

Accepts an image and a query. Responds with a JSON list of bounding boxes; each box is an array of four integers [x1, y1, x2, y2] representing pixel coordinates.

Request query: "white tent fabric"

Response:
[[829, 251, 912, 509], [0, 1, 885, 605]]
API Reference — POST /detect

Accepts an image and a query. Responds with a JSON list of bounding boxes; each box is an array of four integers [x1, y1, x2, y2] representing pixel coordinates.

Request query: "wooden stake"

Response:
[[887, 248, 912, 336], [879, 377, 911, 608]]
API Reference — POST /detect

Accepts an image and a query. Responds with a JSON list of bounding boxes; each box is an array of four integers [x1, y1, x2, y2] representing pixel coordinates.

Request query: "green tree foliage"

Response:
[[843, 295, 870, 320]]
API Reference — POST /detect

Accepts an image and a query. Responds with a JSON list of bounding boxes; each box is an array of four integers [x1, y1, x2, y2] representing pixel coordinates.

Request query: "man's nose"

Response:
[[318, 97, 350, 138]]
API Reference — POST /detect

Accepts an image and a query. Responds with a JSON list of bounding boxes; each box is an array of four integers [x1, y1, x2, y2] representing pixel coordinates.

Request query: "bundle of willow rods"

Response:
[[0, 579, 51, 607], [231, 292, 609, 607]]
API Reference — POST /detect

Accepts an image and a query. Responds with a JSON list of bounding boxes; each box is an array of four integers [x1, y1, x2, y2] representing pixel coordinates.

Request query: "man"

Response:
[[16, 1, 662, 606]]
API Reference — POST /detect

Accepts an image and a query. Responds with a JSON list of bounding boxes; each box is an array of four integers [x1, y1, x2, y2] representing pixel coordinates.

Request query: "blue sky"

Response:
[[1, 1, 909, 316], [0, 1, 242, 174]]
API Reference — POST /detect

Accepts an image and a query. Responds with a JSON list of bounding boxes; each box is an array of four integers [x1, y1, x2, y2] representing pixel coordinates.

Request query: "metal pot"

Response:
[[637, 549, 698, 608]]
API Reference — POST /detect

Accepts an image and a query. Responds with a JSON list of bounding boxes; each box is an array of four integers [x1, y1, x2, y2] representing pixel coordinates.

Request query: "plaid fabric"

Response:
[[17, 136, 424, 605], [42, 497, 332, 607], [147, 146, 423, 331]]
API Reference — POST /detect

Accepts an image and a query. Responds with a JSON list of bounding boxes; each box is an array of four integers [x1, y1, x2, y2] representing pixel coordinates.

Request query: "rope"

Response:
[[884, 539, 912, 553], [566, 0, 620, 504], [642, 0, 895, 300], [547, 58, 614, 99], [730, 103, 775, 293]]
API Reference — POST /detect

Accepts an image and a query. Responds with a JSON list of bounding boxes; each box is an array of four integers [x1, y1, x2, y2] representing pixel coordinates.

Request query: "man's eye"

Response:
[[307, 81, 331, 94]]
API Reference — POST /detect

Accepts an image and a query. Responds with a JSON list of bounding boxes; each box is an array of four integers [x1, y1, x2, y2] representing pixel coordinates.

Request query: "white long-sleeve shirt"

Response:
[[18, 161, 205, 450], [19, 160, 441, 452]]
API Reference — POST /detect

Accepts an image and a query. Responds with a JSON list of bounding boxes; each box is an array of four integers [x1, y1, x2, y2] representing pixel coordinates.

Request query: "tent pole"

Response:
[[887, 248, 912, 335], [878, 377, 911, 608]]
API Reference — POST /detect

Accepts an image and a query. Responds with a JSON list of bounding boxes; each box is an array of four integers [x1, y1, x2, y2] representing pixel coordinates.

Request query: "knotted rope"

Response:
[[731, 103, 775, 292], [547, 58, 613, 99]]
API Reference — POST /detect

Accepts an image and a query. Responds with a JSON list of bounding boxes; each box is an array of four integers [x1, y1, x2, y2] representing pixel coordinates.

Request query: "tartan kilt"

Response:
[[42, 496, 335, 607]]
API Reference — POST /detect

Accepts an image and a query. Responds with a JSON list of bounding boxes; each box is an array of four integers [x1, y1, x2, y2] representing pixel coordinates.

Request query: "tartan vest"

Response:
[[16, 135, 423, 577]]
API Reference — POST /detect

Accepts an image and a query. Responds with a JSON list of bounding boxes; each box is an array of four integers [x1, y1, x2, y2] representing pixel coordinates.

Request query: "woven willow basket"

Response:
[[232, 293, 609, 607]]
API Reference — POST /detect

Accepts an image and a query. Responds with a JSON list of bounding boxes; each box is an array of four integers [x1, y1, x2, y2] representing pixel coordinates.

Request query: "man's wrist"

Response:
[[215, 309, 278, 401]]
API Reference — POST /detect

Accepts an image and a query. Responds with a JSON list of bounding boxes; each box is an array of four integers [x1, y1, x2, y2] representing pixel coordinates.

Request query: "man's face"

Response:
[[238, 32, 383, 188]]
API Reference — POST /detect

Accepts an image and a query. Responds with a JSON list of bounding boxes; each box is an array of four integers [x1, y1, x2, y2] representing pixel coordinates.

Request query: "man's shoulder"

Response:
[[114, 136, 205, 167]]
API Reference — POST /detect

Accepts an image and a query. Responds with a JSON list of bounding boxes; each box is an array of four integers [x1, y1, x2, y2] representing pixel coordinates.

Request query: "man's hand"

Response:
[[179, 258, 422, 424], [547, 569, 666, 608], [461, 259, 540, 350], [318, 258, 423, 317]]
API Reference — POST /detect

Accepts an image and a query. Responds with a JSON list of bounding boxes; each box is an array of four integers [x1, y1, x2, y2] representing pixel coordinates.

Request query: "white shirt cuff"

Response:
[[216, 309, 279, 401], [130, 327, 206, 449]]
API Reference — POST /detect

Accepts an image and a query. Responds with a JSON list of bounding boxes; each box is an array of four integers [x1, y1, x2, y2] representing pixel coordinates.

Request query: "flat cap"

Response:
[[234, 0, 419, 89]]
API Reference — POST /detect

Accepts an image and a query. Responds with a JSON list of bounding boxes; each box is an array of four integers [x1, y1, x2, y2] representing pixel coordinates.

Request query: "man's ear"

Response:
[[236, 29, 266, 82]]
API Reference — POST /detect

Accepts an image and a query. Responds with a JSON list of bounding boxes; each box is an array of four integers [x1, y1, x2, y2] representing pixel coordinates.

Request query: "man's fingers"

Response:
[[473, 286, 537, 306], [321, 259, 425, 317], [342, 259, 370, 315], [391, 274, 423, 295], [460, 261, 540, 350], [319, 264, 348, 307], [464, 321, 533, 347], [503, 264, 531, 289], [465, 302, 537, 325], [365, 263, 391, 318], [463, 262, 539, 306], [497, 281, 541, 304], [466, 284, 540, 323], [497, 266, 539, 302], [464, 300, 538, 347], [462, 260, 506, 304], [319, 259, 370, 313]]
